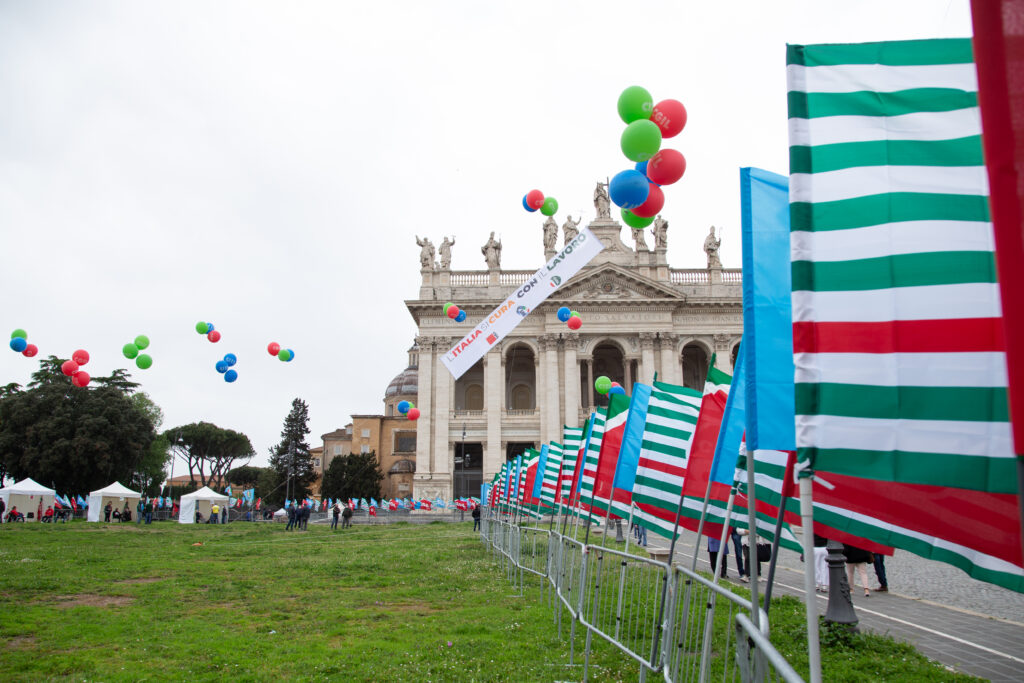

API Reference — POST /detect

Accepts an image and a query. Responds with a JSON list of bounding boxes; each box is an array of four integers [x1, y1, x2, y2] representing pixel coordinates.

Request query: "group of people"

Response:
[[2, 498, 23, 523], [198, 502, 228, 524], [812, 537, 889, 596], [286, 502, 314, 530], [707, 527, 763, 583], [104, 499, 158, 524], [329, 501, 354, 530]]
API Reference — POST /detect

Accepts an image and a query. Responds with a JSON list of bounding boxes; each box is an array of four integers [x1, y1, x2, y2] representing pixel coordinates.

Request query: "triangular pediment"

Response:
[[555, 264, 684, 301]]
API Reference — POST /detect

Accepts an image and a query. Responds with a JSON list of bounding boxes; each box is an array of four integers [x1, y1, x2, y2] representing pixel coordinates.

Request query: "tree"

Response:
[[0, 356, 156, 494], [225, 464, 264, 488], [320, 451, 384, 502], [164, 422, 254, 488], [268, 398, 314, 504]]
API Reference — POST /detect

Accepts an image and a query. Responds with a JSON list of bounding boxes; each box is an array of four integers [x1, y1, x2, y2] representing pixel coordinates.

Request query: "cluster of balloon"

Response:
[[521, 189, 559, 217], [594, 375, 626, 396], [556, 306, 583, 330], [195, 321, 221, 343], [9, 329, 38, 358], [61, 349, 92, 387], [443, 302, 467, 323], [267, 342, 295, 362], [215, 353, 239, 383], [397, 399, 420, 421], [610, 86, 687, 229], [121, 335, 153, 370]]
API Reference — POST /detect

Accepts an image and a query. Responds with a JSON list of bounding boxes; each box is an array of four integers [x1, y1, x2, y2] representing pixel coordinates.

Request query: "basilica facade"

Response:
[[404, 186, 744, 503]]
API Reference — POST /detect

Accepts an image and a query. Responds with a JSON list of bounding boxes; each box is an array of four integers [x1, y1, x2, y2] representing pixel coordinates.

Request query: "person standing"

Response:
[[843, 543, 874, 597], [874, 552, 889, 592], [103, 501, 112, 523], [708, 536, 727, 579], [813, 534, 830, 593], [471, 504, 481, 532], [300, 503, 310, 530], [123, 503, 131, 523], [331, 502, 341, 530], [0, 496, 5, 524], [730, 527, 747, 583], [342, 503, 353, 529], [285, 504, 296, 531], [210, 502, 220, 525], [137, 499, 144, 524], [221, 504, 227, 525]]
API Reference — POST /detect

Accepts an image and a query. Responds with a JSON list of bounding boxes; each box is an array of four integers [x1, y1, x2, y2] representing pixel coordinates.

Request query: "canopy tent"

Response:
[[0, 478, 56, 522], [87, 482, 142, 523], [179, 486, 229, 524]]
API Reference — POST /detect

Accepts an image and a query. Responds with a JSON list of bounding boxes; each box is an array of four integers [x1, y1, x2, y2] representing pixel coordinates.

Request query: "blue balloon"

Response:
[[455, 310, 467, 322], [9, 337, 27, 353], [556, 306, 571, 322], [609, 385, 626, 396], [223, 353, 237, 367], [285, 349, 295, 362], [207, 322, 215, 332], [224, 369, 238, 383], [215, 360, 229, 374], [397, 400, 410, 415], [522, 195, 538, 212], [635, 160, 649, 177], [609, 169, 650, 210]]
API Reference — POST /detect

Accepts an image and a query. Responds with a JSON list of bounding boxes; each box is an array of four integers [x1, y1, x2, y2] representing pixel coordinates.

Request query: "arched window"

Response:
[[454, 359, 484, 410], [510, 384, 532, 410], [465, 384, 484, 410], [682, 343, 710, 391], [504, 343, 536, 409]]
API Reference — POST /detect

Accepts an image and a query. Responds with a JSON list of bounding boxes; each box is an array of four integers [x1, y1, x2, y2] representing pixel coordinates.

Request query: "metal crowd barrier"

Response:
[[480, 507, 802, 683]]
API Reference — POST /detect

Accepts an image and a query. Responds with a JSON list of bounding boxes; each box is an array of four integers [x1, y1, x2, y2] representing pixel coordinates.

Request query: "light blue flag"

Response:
[[740, 167, 796, 450], [481, 484, 488, 504], [710, 347, 746, 485], [531, 444, 549, 499], [611, 383, 653, 495]]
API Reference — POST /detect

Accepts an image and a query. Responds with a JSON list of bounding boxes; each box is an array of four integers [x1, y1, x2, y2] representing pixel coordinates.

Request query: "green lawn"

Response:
[[0, 520, 979, 682]]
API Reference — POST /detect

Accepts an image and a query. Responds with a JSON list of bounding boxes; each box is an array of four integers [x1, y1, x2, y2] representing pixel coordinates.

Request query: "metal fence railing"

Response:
[[481, 507, 802, 683]]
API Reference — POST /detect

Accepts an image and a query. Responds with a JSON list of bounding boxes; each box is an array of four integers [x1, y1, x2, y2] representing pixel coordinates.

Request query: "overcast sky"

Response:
[[0, 1, 972, 474]]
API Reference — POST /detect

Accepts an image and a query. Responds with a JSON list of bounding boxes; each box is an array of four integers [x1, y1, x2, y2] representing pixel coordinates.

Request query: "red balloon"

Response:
[[447, 306, 460, 320], [651, 99, 687, 138], [72, 370, 91, 387], [526, 189, 545, 210], [208, 330, 221, 343], [22, 344, 38, 358], [407, 407, 421, 420], [61, 360, 79, 376], [631, 183, 665, 218], [72, 349, 89, 366], [567, 316, 582, 330], [267, 342, 281, 356], [647, 149, 686, 186]]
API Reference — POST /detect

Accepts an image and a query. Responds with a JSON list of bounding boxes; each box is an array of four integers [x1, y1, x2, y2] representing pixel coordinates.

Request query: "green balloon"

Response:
[[570, 311, 580, 318], [444, 302, 453, 313], [278, 348, 290, 361], [136, 354, 153, 370], [10, 328, 27, 340], [620, 119, 662, 162], [195, 321, 209, 334], [134, 335, 150, 350], [122, 343, 139, 359], [540, 197, 558, 216], [621, 208, 655, 229], [595, 376, 612, 395], [617, 85, 653, 124]]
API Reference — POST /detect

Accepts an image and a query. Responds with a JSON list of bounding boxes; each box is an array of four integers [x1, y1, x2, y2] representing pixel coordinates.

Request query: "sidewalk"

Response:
[[644, 529, 1024, 682]]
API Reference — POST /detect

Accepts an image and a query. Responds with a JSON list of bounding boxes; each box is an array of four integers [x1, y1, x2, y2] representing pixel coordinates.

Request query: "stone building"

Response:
[[405, 183, 743, 503]]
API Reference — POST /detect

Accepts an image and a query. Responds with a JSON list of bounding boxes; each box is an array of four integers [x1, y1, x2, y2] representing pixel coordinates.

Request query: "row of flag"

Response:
[[488, 36, 1022, 595], [281, 496, 480, 513]]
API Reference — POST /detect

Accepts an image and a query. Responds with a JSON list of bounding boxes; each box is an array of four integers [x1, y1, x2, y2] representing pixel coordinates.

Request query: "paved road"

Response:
[[642, 528, 1024, 682]]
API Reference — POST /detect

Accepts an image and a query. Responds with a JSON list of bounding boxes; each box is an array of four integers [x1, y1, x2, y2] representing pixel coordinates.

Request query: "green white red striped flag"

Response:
[[539, 441, 563, 509], [576, 410, 607, 517], [788, 37, 1023, 591], [558, 426, 585, 506], [584, 393, 631, 518]]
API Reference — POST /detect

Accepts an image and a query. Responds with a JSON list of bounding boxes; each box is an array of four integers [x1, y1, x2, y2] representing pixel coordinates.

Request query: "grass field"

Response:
[[0, 520, 979, 682]]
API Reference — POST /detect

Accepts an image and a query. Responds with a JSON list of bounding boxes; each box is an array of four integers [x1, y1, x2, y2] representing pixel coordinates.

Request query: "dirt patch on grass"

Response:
[[375, 600, 440, 613], [55, 594, 134, 608], [114, 577, 165, 585], [6, 635, 36, 649]]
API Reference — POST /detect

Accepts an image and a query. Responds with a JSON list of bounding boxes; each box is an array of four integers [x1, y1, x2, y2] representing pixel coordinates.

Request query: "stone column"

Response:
[[432, 338, 452, 480], [535, 348, 546, 447], [413, 336, 434, 493], [562, 333, 580, 430], [624, 356, 633, 389], [659, 333, 678, 385], [586, 358, 594, 411], [639, 333, 656, 384], [483, 349, 502, 479], [543, 335, 560, 445], [714, 334, 735, 373]]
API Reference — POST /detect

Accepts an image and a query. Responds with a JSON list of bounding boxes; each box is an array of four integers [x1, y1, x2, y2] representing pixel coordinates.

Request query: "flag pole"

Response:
[[798, 469, 822, 683], [743, 447, 761, 631], [761, 497, 787, 613]]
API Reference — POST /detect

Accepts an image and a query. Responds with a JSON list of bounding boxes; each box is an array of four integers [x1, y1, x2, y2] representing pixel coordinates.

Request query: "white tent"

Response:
[[179, 486, 229, 524], [0, 478, 56, 522], [87, 481, 142, 523]]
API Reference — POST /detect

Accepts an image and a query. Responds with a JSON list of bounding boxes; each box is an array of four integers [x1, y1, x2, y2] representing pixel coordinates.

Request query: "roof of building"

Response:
[[384, 364, 418, 398]]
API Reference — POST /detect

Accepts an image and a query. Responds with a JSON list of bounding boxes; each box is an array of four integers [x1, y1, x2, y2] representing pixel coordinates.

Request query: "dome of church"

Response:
[[385, 365, 418, 398]]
